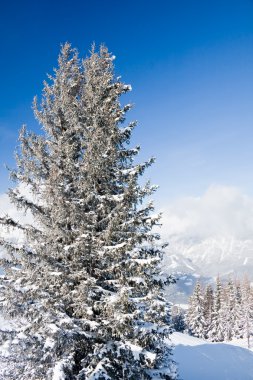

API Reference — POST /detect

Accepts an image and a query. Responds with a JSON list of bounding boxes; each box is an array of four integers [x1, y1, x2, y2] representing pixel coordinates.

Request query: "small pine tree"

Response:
[[203, 284, 214, 338], [171, 305, 186, 332], [188, 276, 253, 344], [186, 281, 206, 339], [0, 44, 177, 379], [208, 277, 224, 342], [240, 276, 253, 348], [222, 278, 238, 341]]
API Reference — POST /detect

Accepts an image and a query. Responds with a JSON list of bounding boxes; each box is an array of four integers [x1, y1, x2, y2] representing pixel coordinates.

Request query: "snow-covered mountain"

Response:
[[160, 186, 253, 301], [162, 236, 253, 302], [165, 236, 253, 279]]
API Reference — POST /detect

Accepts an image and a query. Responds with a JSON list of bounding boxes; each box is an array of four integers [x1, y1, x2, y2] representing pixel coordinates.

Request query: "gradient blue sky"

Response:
[[0, 0, 252, 205]]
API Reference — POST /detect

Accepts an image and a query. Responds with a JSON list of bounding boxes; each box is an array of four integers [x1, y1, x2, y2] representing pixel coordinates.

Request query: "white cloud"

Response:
[[160, 185, 253, 241]]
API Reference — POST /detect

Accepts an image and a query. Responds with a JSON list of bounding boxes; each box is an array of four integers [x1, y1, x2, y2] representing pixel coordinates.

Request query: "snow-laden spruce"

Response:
[[186, 276, 253, 346], [0, 44, 177, 379], [186, 282, 206, 339]]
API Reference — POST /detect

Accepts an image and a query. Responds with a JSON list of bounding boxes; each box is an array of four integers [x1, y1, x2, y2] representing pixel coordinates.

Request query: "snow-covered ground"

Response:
[[170, 332, 253, 380]]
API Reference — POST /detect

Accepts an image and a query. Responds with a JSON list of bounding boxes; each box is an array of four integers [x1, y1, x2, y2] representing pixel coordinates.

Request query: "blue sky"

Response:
[[0, 0, 252, 205]]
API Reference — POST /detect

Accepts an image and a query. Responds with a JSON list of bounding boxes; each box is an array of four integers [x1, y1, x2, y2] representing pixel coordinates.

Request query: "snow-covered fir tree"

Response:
[[221, 279, 233, 341], [186, 276, 253, 344], [223, 278, 242, 340], [207, 277, 224, 342], [203, 284, 213, 338], [0, 43, 177, 379], [186, 281, 206, 339], [240, 276, 253, 348], [171, 305, 185, 333]]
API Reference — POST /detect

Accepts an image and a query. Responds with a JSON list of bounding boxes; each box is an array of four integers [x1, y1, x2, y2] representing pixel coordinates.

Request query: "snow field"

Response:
[[170, 332, 253, 380]]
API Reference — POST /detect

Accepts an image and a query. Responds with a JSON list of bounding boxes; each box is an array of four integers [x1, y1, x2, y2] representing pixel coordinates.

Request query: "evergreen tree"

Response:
[[222, 278, 238, 341], [240, 276, 253, 348], [208, 277, 224, 342], [171, 305, 185, 333], [187, 276, 253, 344], [234, 279, 244, 338], [186, 281, 206, 339], [203, 284, 213, 338], [0, 44, 177, 379]]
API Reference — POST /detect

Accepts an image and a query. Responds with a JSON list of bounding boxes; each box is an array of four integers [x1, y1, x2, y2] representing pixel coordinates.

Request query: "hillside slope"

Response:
[[170, 332, 253, 380]]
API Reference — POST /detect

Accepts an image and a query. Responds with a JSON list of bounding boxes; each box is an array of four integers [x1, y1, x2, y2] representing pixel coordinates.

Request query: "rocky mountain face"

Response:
[[163, 236, 253, 303]]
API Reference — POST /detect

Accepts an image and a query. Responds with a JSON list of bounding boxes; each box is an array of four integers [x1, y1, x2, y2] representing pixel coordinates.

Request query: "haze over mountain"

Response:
[[160, 185, 253, 279]]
